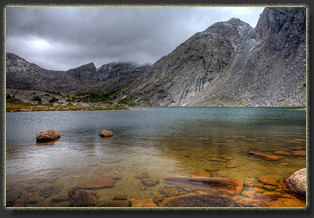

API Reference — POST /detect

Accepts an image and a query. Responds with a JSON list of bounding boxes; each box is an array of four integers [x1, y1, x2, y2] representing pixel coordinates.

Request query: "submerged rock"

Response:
[[273, 151, 291, 156], [258, 177, 278, 186], [244, 181, 255, 187], [159, 194, 238, 207], [248, 151, 284, 161], [277, 179, 291, 192], [99, 130, 114, 137], [51, 201, 72, 207], [226, 165, 237, 168], [205, 168, 219, 172], [190, 172, 211, 178], [100, 200, 130, 207], [267, 198, 306, 207], [113, 195, 128, 200], [26, 193, 45, 204], [236, 196, 271, 207], [159, 187, 179, 197], [241, 190, 258, 198], [286, 168, 306, 197], [78, 177, 115, 189], [134, 172, 149, 179], [51, 195, 70, 203], [292, 150, 306, 156], [141, 178, 160, 187], [164, 177, 243, 195], [208, 157, 228, 162], [153, 194, 165, 203], [130, 199, 157, 207], [6, 190, 21, 204], [263, 185, 277, 191], [36, 129, 61, 142], [101, 159, 123, 164], [68, 190, 97, 207], [12, 198, 25, 207]]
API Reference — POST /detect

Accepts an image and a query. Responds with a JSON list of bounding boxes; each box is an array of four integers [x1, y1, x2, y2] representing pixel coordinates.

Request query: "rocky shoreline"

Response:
[[7, 128, 306, 208], [7, 168, 306, 208]]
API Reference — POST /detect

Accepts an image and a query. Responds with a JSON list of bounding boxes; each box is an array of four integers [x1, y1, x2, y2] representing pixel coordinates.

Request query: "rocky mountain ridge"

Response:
[[120, 7, 306, 107], [6, 53, 150, 94], [6, 7, 306, 107]]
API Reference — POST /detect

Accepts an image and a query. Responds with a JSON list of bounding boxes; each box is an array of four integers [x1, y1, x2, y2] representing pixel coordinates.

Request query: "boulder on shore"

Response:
[[99, 130, 114, 137], [36, 129, 61, 142], [286, 168, 306, 197]]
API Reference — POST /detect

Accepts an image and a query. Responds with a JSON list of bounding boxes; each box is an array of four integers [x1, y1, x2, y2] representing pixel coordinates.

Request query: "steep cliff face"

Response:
[[185, 7, 306, 107], [127, 7, 306, 107], [125, 18, 253, 106], [97, 62, 151, 82], [67, 63, 99, 86]]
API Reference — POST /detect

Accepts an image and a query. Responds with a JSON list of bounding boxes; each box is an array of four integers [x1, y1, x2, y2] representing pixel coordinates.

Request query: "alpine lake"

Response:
[[6, 107, 307, 208]]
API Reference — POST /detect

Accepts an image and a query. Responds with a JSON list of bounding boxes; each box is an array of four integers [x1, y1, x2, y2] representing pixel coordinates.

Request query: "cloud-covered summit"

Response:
[[6, 6, 264, 70]]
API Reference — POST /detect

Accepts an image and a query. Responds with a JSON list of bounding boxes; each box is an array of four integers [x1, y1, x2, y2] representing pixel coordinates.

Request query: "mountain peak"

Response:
[[68, 62, 96, 73]]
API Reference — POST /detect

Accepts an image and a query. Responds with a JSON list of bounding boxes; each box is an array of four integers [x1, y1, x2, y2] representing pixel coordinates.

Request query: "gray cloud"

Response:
[[6, 6, 264, 70]]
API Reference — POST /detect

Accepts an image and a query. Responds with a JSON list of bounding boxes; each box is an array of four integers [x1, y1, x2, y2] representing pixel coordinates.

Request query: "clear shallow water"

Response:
[[6, 107, 306, 207]]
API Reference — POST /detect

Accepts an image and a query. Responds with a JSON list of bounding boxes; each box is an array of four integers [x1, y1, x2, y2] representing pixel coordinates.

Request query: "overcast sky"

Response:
[[6, 6, 265, 71]]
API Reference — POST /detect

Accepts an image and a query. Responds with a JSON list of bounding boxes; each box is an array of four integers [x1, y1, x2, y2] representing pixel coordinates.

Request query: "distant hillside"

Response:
[[6, 53, 150, 94]]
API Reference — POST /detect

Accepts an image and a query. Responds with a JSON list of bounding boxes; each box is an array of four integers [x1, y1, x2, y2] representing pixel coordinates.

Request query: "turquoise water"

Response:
[[6, 107, 307, 207]]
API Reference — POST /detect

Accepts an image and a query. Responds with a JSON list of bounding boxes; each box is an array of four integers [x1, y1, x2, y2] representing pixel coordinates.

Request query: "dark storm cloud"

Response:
[[6, 6, 264, 70]]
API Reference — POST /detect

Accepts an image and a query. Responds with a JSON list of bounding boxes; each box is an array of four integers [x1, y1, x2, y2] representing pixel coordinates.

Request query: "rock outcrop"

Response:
[[36, 129, 61, 142], [286, 168, 306, 197], [97, 62, 151, 82], [67, 62, 99, 86], [188, 7, 306, 107], [99, 130, 115, 137]]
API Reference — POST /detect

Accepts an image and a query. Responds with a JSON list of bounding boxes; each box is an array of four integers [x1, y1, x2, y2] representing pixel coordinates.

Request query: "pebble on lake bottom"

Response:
[[226, 165, 236, 168]]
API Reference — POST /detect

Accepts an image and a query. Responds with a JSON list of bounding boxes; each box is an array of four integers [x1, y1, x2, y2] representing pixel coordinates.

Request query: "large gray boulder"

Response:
[[286, 168, 306, 197]]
